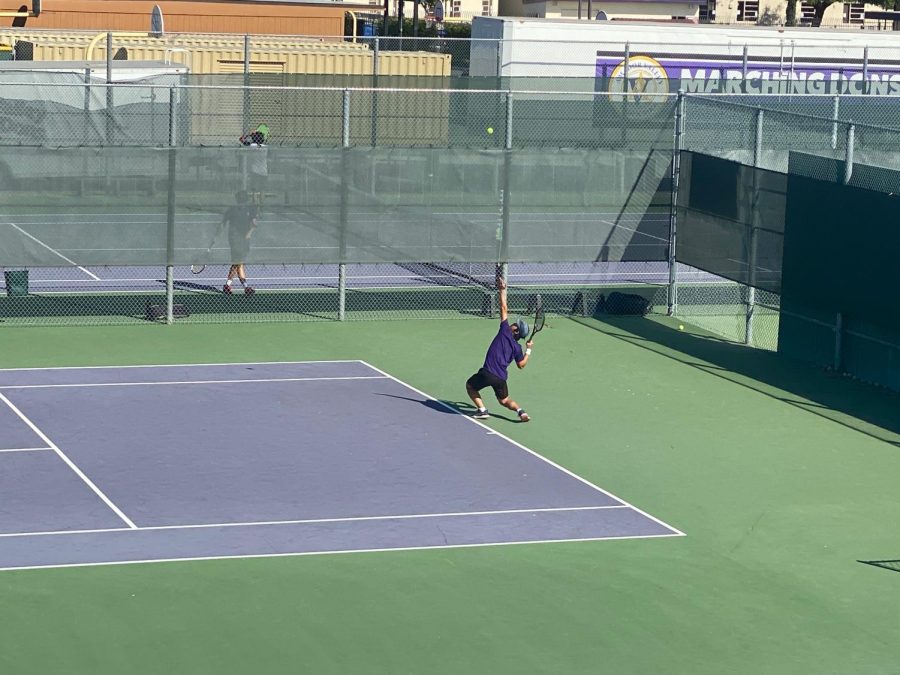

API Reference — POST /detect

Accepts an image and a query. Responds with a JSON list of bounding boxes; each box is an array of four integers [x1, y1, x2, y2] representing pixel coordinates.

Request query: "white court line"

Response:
[[0, 375, 388, 390], [0, 392, 137, 529], [0, 359, 362, 372], [0, 533, 682, 573], [3, 222, 101, 280], [357, 360, 685, 537], [0, 505, 628, 539], [0, 447, 52, 453]]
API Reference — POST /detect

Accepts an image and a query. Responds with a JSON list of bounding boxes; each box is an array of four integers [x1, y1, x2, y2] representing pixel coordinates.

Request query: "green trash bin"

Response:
[[4, 270, 29, 297]]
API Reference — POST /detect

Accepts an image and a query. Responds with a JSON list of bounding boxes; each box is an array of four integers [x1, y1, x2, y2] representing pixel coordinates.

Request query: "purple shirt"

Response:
[[483, 320, 524, 381]]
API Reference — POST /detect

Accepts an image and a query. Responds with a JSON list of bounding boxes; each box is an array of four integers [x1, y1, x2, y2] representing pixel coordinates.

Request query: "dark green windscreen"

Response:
[[675, 151, 785, 294]]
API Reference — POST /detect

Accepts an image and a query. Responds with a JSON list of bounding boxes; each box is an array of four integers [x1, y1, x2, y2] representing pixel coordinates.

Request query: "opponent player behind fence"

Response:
[[239, 123, 269, 205], [221, 190, 257, 295], [465, 276, 533, 422]]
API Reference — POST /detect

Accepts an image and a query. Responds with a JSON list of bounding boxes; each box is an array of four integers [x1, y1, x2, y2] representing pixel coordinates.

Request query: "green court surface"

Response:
[[1, 316, 899, 674]]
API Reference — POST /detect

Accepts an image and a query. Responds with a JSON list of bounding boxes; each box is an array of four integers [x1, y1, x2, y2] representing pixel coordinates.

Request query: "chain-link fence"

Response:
[[2, 80, 900, 359], [0, 77, 683, 148], [2, 72, 898, 149]]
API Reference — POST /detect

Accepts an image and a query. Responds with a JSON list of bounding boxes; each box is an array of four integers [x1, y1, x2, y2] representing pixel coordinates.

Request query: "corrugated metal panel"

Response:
[[1, 30, 371, 58], [0, 1, 352, 36], [0, 30, 450, 75], [217, 60, 286, 74], [379, 52, 451, 76], [186, 81, 450, 146]]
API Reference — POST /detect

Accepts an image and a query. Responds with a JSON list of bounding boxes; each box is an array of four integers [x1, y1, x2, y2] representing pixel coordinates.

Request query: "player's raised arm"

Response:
[[497, 275, 508, 322]]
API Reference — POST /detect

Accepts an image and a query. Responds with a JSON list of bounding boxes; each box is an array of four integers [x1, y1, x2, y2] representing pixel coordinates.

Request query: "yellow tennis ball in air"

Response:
[[486, 127, 494, 135]]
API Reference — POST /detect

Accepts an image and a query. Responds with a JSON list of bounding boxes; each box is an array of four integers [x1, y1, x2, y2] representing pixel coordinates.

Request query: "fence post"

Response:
[[166, 87, 177, 325], [746, 107, 764, 345], [741, 45, 748, 94], [862, 46, 869, 95], [373, 36, 380, 77], [83, 67, 91, 144], [844, 123, 855, 185], [242, 34, 250, 135], [105, 32, 113, 145], [82, 68, 91, 196], [338, 89, 351, 321], [833, 312, 843, 372], [667, 89, 684, 317], [831, 95, 839, 150], [371, 38, 379, 146], [499, 90, 513, 284]]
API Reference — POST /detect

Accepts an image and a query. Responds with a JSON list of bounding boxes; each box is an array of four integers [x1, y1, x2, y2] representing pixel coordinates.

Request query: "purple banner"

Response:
[[595, 55, 900, 95]]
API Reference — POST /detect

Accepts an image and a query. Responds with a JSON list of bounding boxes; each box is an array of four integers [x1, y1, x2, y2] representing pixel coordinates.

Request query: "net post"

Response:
[[843, 123, 855, 185], [338, 89, 351, 321], [667, 89, 684, 317], [166, 87, 178, 325], [745, 107, 764, 345]]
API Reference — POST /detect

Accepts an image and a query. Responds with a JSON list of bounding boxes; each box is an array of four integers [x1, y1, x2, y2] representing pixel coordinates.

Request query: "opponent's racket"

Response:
[[191, 247, 211, 274], [191, 232, 219, 274]]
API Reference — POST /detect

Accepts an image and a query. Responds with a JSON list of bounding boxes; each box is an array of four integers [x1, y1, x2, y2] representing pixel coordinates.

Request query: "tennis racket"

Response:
[[531, 294, 545, 338], [191, 233, 218, 274]]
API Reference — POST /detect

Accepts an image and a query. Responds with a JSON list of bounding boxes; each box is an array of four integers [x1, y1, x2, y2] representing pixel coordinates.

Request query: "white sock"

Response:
[[225, 279, 233, 287]]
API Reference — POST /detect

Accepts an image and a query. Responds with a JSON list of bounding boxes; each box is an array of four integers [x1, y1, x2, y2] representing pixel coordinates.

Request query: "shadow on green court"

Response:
[[572, 314, 900, 448], [859, 560, 900, 574], [373, 392, 523, 424]]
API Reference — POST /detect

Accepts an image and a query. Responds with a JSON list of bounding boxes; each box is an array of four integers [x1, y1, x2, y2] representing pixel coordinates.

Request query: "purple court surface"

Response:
[[0, 361, 682, 571]]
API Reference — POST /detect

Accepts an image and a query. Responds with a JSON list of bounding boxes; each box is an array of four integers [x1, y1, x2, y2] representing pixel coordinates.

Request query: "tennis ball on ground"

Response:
[[679, 324, 684, 330], [486, 127, 494, 135]]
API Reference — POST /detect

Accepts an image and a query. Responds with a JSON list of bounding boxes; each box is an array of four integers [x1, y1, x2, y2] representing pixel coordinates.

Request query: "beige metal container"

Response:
[[0, 30, 449, 76]]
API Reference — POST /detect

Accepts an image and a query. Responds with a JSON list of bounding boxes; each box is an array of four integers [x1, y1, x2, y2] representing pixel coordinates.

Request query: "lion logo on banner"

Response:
[[607, 55, 669, 102]]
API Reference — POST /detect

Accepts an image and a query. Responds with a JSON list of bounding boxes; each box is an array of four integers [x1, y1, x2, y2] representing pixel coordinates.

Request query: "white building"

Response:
[[501, 0, 699, 22], [499, 0, 886, 25], [380, 0, 498, 21]]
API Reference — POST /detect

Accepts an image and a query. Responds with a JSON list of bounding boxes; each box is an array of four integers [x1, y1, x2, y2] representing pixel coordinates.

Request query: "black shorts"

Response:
[[466, 367, 509, 400], [249, 172, 267, 194], [229, 234, 251, 263]]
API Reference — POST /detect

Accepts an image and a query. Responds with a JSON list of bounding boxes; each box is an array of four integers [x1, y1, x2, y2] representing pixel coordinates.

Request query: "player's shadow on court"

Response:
[[373, 393, 521, 423], [374, 393, 458, 415]]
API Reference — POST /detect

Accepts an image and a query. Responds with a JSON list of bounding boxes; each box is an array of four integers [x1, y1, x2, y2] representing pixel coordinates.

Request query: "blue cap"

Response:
[[515, 319, 530, 340]]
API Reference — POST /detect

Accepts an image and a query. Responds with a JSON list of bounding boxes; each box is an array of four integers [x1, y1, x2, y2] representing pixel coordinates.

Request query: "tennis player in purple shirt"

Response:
[[466, 276, 534, 422]]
